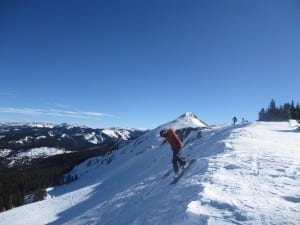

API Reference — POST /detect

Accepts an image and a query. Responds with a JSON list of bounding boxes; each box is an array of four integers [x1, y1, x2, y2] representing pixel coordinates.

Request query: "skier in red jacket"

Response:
[[160, 128, 187, 176]]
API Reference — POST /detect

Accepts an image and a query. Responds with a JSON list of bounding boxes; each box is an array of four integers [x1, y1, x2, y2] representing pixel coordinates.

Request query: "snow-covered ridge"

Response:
[[0, 122, 55, 128], [1, 115, 299, 225], [16, 147, 70, 158], [0, 149, 12, 157], [54, 123, 89, 129], [6, 147, 71, 167], [101, 128, 133, 140]]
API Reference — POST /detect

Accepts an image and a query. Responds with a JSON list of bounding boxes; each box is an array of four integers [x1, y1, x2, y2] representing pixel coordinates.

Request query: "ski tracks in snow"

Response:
[[182, 122, 300, 225]]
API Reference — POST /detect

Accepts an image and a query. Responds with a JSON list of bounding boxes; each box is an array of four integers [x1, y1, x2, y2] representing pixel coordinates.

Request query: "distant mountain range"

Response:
[[0, 122, 145, 167], [0, 113, 208, 168]]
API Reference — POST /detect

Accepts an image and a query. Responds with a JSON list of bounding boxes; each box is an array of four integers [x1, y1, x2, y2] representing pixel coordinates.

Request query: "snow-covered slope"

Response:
[[2, 147, 71, 167], [0, 116, 299, 225]]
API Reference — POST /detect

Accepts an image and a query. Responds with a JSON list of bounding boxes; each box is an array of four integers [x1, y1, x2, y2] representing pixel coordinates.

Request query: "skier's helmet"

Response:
[[160, 129, 167, 137]]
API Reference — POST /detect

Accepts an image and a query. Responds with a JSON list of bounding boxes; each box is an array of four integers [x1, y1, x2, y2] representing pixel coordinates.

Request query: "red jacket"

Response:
[[165, 128, 183, 151]]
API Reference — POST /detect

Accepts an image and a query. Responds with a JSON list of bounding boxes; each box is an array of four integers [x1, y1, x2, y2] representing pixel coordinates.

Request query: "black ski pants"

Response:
[[172, 149, 186, 173]]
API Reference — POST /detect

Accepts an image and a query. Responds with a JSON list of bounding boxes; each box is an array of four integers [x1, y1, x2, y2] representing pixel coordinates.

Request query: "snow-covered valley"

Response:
[[0, 115, 299, 225], [0, 123, 144, 167]]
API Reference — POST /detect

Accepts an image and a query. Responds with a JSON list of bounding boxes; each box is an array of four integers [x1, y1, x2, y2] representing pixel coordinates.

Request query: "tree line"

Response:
[[258, 99, 300, 121], [0, 143, 117, 212]]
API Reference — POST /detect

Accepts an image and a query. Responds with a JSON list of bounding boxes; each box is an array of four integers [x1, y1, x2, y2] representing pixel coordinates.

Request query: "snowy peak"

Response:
[[178, 112, 198, 119], [113, 113, 208, 159], [162, 112, 208, 130]]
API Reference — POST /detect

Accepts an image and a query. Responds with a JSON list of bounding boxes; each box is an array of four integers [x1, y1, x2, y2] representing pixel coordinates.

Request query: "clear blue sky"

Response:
[[1, 0, 299, 128]]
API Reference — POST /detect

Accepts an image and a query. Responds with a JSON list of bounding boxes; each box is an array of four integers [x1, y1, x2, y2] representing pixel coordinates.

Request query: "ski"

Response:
[[170, 159, 196, 184]]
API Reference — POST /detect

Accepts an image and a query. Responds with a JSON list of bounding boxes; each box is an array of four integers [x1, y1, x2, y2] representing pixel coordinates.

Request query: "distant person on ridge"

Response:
[[232, 116, 237, 125], [160, 128, 187, 177]]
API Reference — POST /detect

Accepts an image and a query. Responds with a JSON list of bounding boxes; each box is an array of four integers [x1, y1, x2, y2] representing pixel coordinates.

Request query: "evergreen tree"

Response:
[[259, 108, 266, 121], [296, 103, 300, 120], [33, 188, 46, 202], [258, 99, 300, 121], [290, 101, 296, 119], [268, 99, 277, 120]]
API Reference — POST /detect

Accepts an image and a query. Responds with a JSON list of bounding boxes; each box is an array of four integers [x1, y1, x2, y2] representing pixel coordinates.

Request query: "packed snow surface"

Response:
[[0, 120, 299, 225]]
